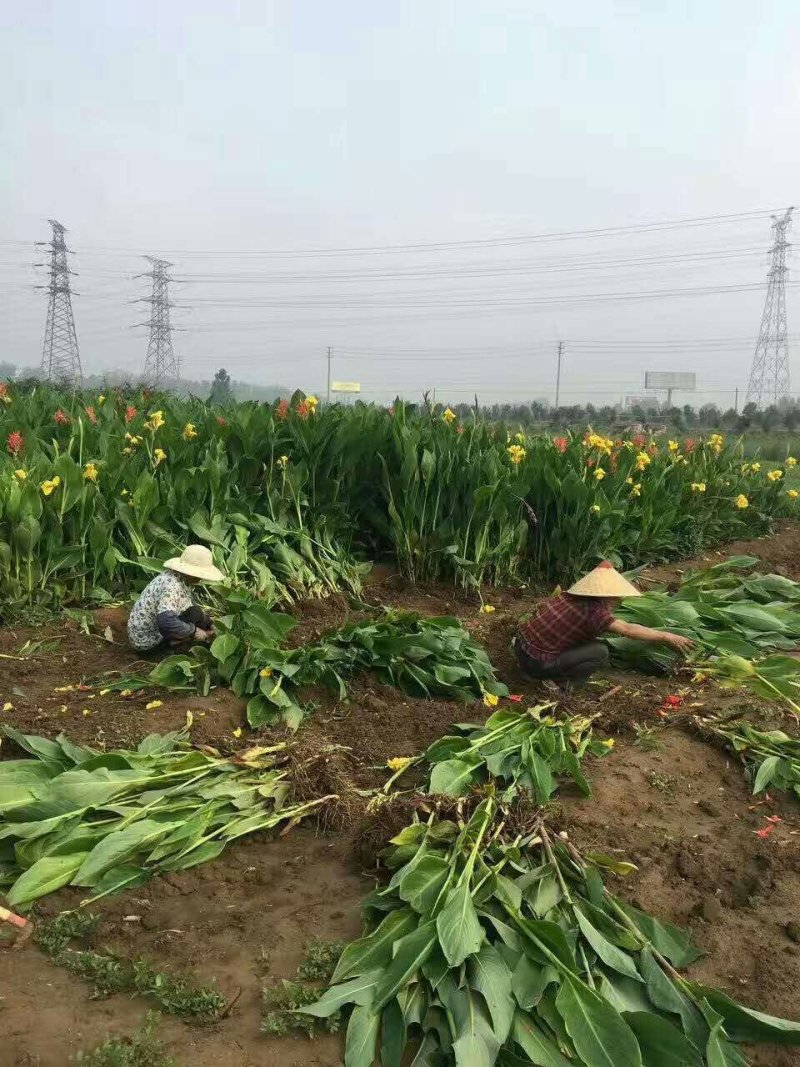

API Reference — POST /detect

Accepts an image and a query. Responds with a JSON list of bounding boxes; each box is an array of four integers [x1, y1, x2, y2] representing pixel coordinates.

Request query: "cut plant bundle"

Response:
[[385, 705, 613, 802], [299, 796, 800, 1065], [696, 715, 800, 799], [0, 726, 332, 909], [109, 598, 507, 730]]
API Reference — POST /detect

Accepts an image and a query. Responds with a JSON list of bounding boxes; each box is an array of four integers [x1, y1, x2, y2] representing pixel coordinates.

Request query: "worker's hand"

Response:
[[664, 633, 694, 654], [194, 627, 212, 643]]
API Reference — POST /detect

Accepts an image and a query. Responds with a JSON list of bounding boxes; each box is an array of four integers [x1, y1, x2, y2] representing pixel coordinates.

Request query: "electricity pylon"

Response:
[[35, 220, 82, 382], [136, 257, 180, 385], [746, 207, 793, 408]]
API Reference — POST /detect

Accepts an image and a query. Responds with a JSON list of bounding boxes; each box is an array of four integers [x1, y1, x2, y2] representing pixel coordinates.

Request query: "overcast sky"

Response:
[[2, 0, 799, 406]]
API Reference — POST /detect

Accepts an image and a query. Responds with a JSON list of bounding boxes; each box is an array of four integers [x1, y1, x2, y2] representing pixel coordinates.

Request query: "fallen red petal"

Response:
[[508, 694, 523, 703], [754, 826, 774, 839]]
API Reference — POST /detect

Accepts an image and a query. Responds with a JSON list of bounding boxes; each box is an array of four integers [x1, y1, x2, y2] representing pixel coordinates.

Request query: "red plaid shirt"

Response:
[[518, 594, 613, 663]]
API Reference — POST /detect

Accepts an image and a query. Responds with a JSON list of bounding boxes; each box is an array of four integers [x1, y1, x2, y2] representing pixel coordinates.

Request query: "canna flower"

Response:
[[667, 440, 679, 452], [41, 475, 61, 497], [442, 407, 456, 424], [276, 455, 289, 470], [0, 382, 11, 405], [635, 451, 651, 472], [98, 394, 106, 405], [296, 400, 310, 419], [707, 433, 724, 454], [662, 694, 683, 708], [13, 469, 26, 481], [232, 727, 243, 738], [601, 738, 615, 749], [507, 444, 527, 464], [625, 476, 634, 485], [306, 395, 319, 411], [741, 463, 751, 474], [145, 700, 163, 710], [553, 436, 568, 453], [683, 438, 697, 454], [786, 456, 797, 467], [124, 405, 137, 424], [145, 409, 165, 432], [632, 434, 647, 449], [750, 462, 761, 473], [85, 405, 97, 425], [216, 415, 226, 426], [630, 483, 642, 497], [483, 692, 499, 708], [386, 756, 413, 772], [767, 469, 783, 482], [788, 489, 798, 500], [259, 667, 272, 678], [479, 604, 495, 614], [584, 433, 613, 455], [590, 504, 601, 513], [83, 462, 99, 482], [182, 422, 198, 441], [690, 482, 706, 493], [54, 409, 70, 425], [456, 424, 464, 435], [7, 430, 23, 456], [276, 398, 290, 420], [514, 432, 526, 443], [735, 494, 749, 509], [594, 467, 606, 480], [124, 433, 142, 446], [153, 448, 167, 467]]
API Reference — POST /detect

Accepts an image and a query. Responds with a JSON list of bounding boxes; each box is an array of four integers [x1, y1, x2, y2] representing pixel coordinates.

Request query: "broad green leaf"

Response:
[[380, 999, 406, 1067], [639, 946, 708, 1051], [619, 900, 701, 967], [514, 915, 576, 971], [345, 1003, 379, 1067], [436, 880, 485, 967], [527, 871, 562, 918], [511, 956, 552, 1010], [555, 974, 643, 1067], [398, 855, 450, 915], [210, 633, 241, 662], [623, 1011, 703, 1066], [510, 1010, 574, 1066], [575, 906, 642, 982], [333, 908, 418, 983], [299, 972, 379, 1018], [0, 761, 56, 813], [752, 755, 780, 794], [468, 943, 515, 1043], [689, 983, 800, 1045], [373, 920, 438, 1010], [6, 851, 89, 907], [87, 864, 151, 898], [429, 758, 480, 797], [73, 818, 179, 886], [527, 751, 555, 804]]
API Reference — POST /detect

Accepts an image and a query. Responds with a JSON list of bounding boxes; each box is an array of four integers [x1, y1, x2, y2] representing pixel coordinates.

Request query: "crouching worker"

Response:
[[514, 561, 693, 690], [127, 545, 224, 653]]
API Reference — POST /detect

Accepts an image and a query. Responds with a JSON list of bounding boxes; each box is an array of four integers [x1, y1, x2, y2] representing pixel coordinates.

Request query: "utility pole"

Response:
[[555, 340, 565, 408], [746, 207, 793, 408], [734, 386, 739, 414], [35, 220, 82, 382], [327, 346, 332, 404], [136, 257, 180, 386]]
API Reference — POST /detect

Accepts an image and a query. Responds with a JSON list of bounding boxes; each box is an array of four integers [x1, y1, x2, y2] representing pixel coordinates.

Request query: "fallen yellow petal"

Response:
[[146, 700, 163, 710], [82, 709, 91, 716], [232, 727, 243, 738], [2, 702, 13, 711], [387, 756, 413, 771]]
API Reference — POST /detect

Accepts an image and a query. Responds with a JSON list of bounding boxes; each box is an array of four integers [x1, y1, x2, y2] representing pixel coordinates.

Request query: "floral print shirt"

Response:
[[127, 571, 195, 651]]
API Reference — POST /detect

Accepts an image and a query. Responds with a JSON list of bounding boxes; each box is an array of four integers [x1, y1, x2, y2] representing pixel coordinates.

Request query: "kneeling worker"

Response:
[[514, 561, 693, 689], [128, 544, 224, 653]]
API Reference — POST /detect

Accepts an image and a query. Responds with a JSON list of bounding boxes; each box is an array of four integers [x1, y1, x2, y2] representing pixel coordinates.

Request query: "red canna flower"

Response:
[[662, 694, 683, 708], [54, 409, 70, 425], [553, 436, 568, 453], [124, 405, 137, 424], [456, 424, 464, 435], [6, 430, 23, 456], [0, 383, 9, 399], [632, 434, 647, 449], [586, 458, 595, 468], [296, 400, 310, 419], [85, 405, 97, 425], [216, 415, 226, 426], [276, 398, 290, 420], [684, 438, 697, 454]]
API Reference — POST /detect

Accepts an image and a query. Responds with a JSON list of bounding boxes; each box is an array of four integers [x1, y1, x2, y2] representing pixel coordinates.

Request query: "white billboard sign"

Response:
[[331, 381, 361, 393], [644, 372, 696, 391]]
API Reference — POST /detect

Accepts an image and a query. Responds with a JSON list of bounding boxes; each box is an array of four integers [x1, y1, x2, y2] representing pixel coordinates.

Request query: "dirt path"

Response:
[[2, 524, 800, 1064]]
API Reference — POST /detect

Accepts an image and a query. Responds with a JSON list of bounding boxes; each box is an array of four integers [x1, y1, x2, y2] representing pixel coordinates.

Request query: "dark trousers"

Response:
[[178, 606, 212, 631], [514, 638, 609, 689]]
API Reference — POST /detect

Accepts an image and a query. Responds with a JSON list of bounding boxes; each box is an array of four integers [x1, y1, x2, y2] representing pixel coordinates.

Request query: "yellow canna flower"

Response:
[[514, 432, 526, 443], [788, 489, 799, 500], [483, 692, 500, 708], [590, 504, 601, 513], [41, 478, 59, 497], [635, 451, 651, 472], [480, 604, 496, 614], [145, 410, 165, 432], [667, 440, 679, 452], [767, 469, 783, 482], [259, 667, 272, 678], [14, 469, 26, 481], [83, 462, 99, 482], [182, 422, 198, 441], [306, 395, 319, 410], [146, 700, 163, 710], [601, 738, 615, 749], [630, 483, 642, 497], [750, 462, 761, 473], [625, 476, 634, 485], [507, 444, 527, 464], [594, 467, 606, 480], [98, 394, 106, 404], [386, 756, 413, 771], [276, 455, 289, 470], [735, 494, 749, 509], [153, 448, 167, 467], [786, 456, 797, 467], [442, 407, 456, 424], [690, 482, 706, 493], [707, 433, 724, 455]]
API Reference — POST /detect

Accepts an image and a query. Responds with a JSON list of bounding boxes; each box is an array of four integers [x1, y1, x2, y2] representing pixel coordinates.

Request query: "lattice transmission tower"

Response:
[[746, 207, 794, 408], [35, 220, 82, 382], [136, 257, 180, 385]]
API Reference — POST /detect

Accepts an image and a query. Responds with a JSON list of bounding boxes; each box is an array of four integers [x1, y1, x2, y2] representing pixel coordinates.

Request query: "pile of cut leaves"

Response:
[[111, 595, 507, 729], [298, 796, 800, 1065], [0, 726, 330, 909], [696, 714, 800, 800], [384, 705, 613, 803], [607, 556, 800, 714]]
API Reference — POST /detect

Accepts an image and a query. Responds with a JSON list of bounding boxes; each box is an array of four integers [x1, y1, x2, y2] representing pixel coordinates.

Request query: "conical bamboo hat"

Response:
[[567, 561, 641, 598]]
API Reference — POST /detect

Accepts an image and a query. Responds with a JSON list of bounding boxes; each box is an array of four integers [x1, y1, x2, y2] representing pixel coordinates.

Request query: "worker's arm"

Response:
[[607, 618, 694, 653]]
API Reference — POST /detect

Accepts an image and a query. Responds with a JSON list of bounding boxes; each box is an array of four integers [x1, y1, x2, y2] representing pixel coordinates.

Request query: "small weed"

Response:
[[633, 724, 663, 752], [649, 771, 679, 795], [73, 1012, 174, 1066], [254, 945, 272, 978], [261, 980, 342, 1039], [297, 938, 345, 982], [34, 910, 99, 956]]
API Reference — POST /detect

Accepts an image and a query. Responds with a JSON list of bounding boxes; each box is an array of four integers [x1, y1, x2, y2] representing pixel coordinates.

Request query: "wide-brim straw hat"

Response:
[[567, 561, 641, 598], [164, 544, 225, 583]]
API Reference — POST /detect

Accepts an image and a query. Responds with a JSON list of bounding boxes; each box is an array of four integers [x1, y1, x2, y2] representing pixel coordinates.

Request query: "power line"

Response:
[[746, 209, 793, 408]]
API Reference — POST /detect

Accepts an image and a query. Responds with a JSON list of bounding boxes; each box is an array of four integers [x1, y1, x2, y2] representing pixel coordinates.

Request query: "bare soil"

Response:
[[2, 523, 800, 1065]]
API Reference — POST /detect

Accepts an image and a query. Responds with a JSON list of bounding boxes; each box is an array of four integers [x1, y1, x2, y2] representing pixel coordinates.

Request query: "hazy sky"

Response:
[[2, 1, 800, 406]]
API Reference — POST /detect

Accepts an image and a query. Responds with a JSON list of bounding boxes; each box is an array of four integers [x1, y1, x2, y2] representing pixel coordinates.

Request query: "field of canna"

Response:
[[0, 382, 796, 611]]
